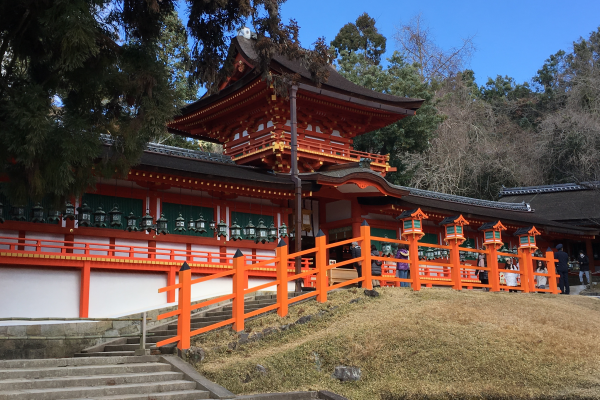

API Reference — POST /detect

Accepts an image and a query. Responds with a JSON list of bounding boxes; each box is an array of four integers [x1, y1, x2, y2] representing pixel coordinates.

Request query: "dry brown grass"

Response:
[[194, 288, 600, 399]]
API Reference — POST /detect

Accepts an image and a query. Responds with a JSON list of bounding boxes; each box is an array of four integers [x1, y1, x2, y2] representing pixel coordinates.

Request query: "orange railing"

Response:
[[228, 135, 391, 167], [156, 221, 560, 350]]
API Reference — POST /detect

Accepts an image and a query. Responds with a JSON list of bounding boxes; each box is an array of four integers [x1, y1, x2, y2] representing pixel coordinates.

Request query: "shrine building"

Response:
[[0, 32, 597, 320]]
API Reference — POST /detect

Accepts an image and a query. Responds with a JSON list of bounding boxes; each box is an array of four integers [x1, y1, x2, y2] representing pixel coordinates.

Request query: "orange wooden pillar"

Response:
[[449, 240, 462, 290], [440, 215, 470, 291], [360, 220, 373, 290], [406, 235, 421, 291], [518, 248, 534, 293], [398, 209, 429, 292], [276, 240, 289, 317], [315, 229, 328, 303], [478, 221, 507, 292], [487, 245, 501, 292], [546, 248, 559, 294], [167, 266, 176, 303], [79, 261, 91, 318], [176, 262, 192, 350], [232, 250, 246, 332]]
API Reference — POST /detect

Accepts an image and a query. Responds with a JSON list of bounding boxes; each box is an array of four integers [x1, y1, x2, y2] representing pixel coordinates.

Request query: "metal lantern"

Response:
[[93, 206, 106, 228], [209, 219, 216, 235], [195, 214, 207, 234], [217, 219, 228, 238], [426, 248, 434, 260], [174, 213, 186, 232], [12, 205, 26, 221], [289, 228, 295, 239], [140, 210, 155, 232], [381, 236, 393, 256], [441, 249, 449, 258], [125, 212, 139, 232], [187, 217, 196, 232], [256, 218, 268, 243], [31, 203, 45, 223], [268, 222, 278, 242], [63, 201, 76, 220], [47, 209, 61, 223], [156, 213, 168, 235], [108, 204, 123, 227], [230, 220, 242, 241], [76, 203, 92, 227], [460, 251, 466, 262], [418, 248, 424, 259], [245, 219, 256, 241], [434, 249, 441, 258], [278, 223, 288, 238], [0, 202, 4, 223]]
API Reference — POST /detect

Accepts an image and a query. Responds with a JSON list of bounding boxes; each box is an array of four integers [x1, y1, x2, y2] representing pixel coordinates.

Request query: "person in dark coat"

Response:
[[577, 250, 590, 285], [350, 241, 363, 288], [371, 245, 382, 288], [555, 244, 570, 294]]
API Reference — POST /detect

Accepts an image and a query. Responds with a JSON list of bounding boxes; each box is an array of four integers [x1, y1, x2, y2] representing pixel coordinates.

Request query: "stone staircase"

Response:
[[0, 355, 212, 399], [76, 293, 304, 357]]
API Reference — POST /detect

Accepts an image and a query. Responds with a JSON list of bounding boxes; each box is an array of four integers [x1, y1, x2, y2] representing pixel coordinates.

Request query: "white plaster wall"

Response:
[[190, 244, 220, 263], [114, 238, 149, 258], [25, 232, 63, 253], [0, 230, 18, 250], [188, 275, 234, 300], [74, 235, 110, 256], [156, 241, 186, 261], [0, 267, 80, 318], [88, 271, 167, 317], [326, 200, 351, 223]]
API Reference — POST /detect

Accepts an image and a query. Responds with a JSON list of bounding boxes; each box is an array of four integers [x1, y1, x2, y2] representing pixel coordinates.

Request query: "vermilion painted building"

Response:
[[1, 32, 596, 320]]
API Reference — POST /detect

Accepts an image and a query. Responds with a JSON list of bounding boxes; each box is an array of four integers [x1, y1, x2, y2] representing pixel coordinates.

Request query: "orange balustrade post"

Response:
[[276, 240, 289, 317], [449, 241, 462, 290], [232, 250, 246, 332], [360, 221, 373, 290], [167, 267, 176, 303], [405, 235, 421, 291], [315, 230, 328, 303], [177, 262, 192, 350], [487, 245, 500, 292], [546, 248, 559, 294], [79, 261, 91, 318], [517, 249, 531, 293]]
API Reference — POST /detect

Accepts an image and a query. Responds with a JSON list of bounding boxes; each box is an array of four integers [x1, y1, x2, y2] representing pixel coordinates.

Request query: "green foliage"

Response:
[[337, 51, 443, 184], [330, 13, 386, 65]]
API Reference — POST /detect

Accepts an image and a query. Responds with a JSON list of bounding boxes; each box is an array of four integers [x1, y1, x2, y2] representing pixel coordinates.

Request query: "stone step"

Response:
[[103, 344, 157, 352], [127, 335, 172, 344], [0, 371, 183, 391], [0, 362, 171, 380], [82, 389, 210, 399], [0, 356, 160, 370], [74, 351, 135, 358], [0, 380, 199, 400]]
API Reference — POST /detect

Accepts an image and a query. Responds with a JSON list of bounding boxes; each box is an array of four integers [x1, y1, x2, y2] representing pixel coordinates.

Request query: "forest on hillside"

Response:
[[331, 14, 600, 200]]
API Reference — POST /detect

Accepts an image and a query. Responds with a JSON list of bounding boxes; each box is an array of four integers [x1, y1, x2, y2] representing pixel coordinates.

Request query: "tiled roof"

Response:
[[499, 182, 600, 197]]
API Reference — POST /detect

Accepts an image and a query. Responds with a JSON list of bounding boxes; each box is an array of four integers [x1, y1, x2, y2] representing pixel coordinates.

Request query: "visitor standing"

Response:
[[371, 245, 382, 288], [577, 250, 590, 285], [395, 244, 410, 287], [535, 260, 548, 290], [350, 241, 363, 288], [476, 253, 489, 291], [505, 257, 520, 292], [555, 244, 570, 294]]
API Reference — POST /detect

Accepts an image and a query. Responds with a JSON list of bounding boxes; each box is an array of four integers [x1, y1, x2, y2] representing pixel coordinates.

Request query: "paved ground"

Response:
[[570, 285, 587, 295]]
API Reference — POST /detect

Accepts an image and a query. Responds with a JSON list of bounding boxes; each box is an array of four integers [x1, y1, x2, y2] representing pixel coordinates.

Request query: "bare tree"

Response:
[[394, 13, 475, 81]]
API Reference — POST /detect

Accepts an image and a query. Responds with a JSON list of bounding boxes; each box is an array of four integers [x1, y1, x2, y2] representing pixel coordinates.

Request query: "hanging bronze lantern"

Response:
[[245, 219, 256, 241], [63, 201, 76, 220], [174, 213, 186, 232], [256, 218, 268, 244], [195, 214, 207, 234], [12, 205, 26, 221], [140, 210, 155, 232], [217, 219, 228, 238], [209, 219, 216, 235], [93, 206, 106, 227], [108, 204, 123, 227], [125, 212, 139, 232], [278, 223, 288, 238], [187, 217, 196, 232], [156, 213, 168, 235], [76, 203, 92, 227], [268, 222, 278, 242], [31, 203, 45, 223], [230, 220, 242, 241], [47, 209, 61, 223]]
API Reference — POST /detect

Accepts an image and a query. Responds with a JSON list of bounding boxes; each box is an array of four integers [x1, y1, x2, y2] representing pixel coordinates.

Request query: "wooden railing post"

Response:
[[360, 220, 373, 290], [315, 230, 327, 303], [79, 261, 91, 318], [518, 248, 532, 293], [276, 240, 289, 317], [177, 262, 192, 350], [546, 248, 559, 294], [449, 241, 462, 290], [405, 235, 421, 291], [232, 250, 246, 332], [167, 267, 176, 303], [487, 245, 500, 292]]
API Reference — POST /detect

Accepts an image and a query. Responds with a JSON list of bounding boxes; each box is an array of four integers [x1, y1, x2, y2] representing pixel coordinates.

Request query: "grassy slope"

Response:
[[194, 289, 600, 399]]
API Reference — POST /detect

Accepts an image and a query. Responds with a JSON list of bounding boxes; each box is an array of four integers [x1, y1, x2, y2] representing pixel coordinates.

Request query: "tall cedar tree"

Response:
[[331, 13, 386, 65], [0, 0, 329, 204]]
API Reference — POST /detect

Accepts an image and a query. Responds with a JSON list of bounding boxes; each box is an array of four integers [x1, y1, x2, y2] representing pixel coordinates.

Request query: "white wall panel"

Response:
[[0, 267, 80, 318], [190, 244, 220, 263], [25, 232, 63, 253], [89, 271, 167, 317], [73, 236, 110, 256], [114, 238, 149, 258], [0, 230, 18, 250], [156, 241, 186, 261]]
